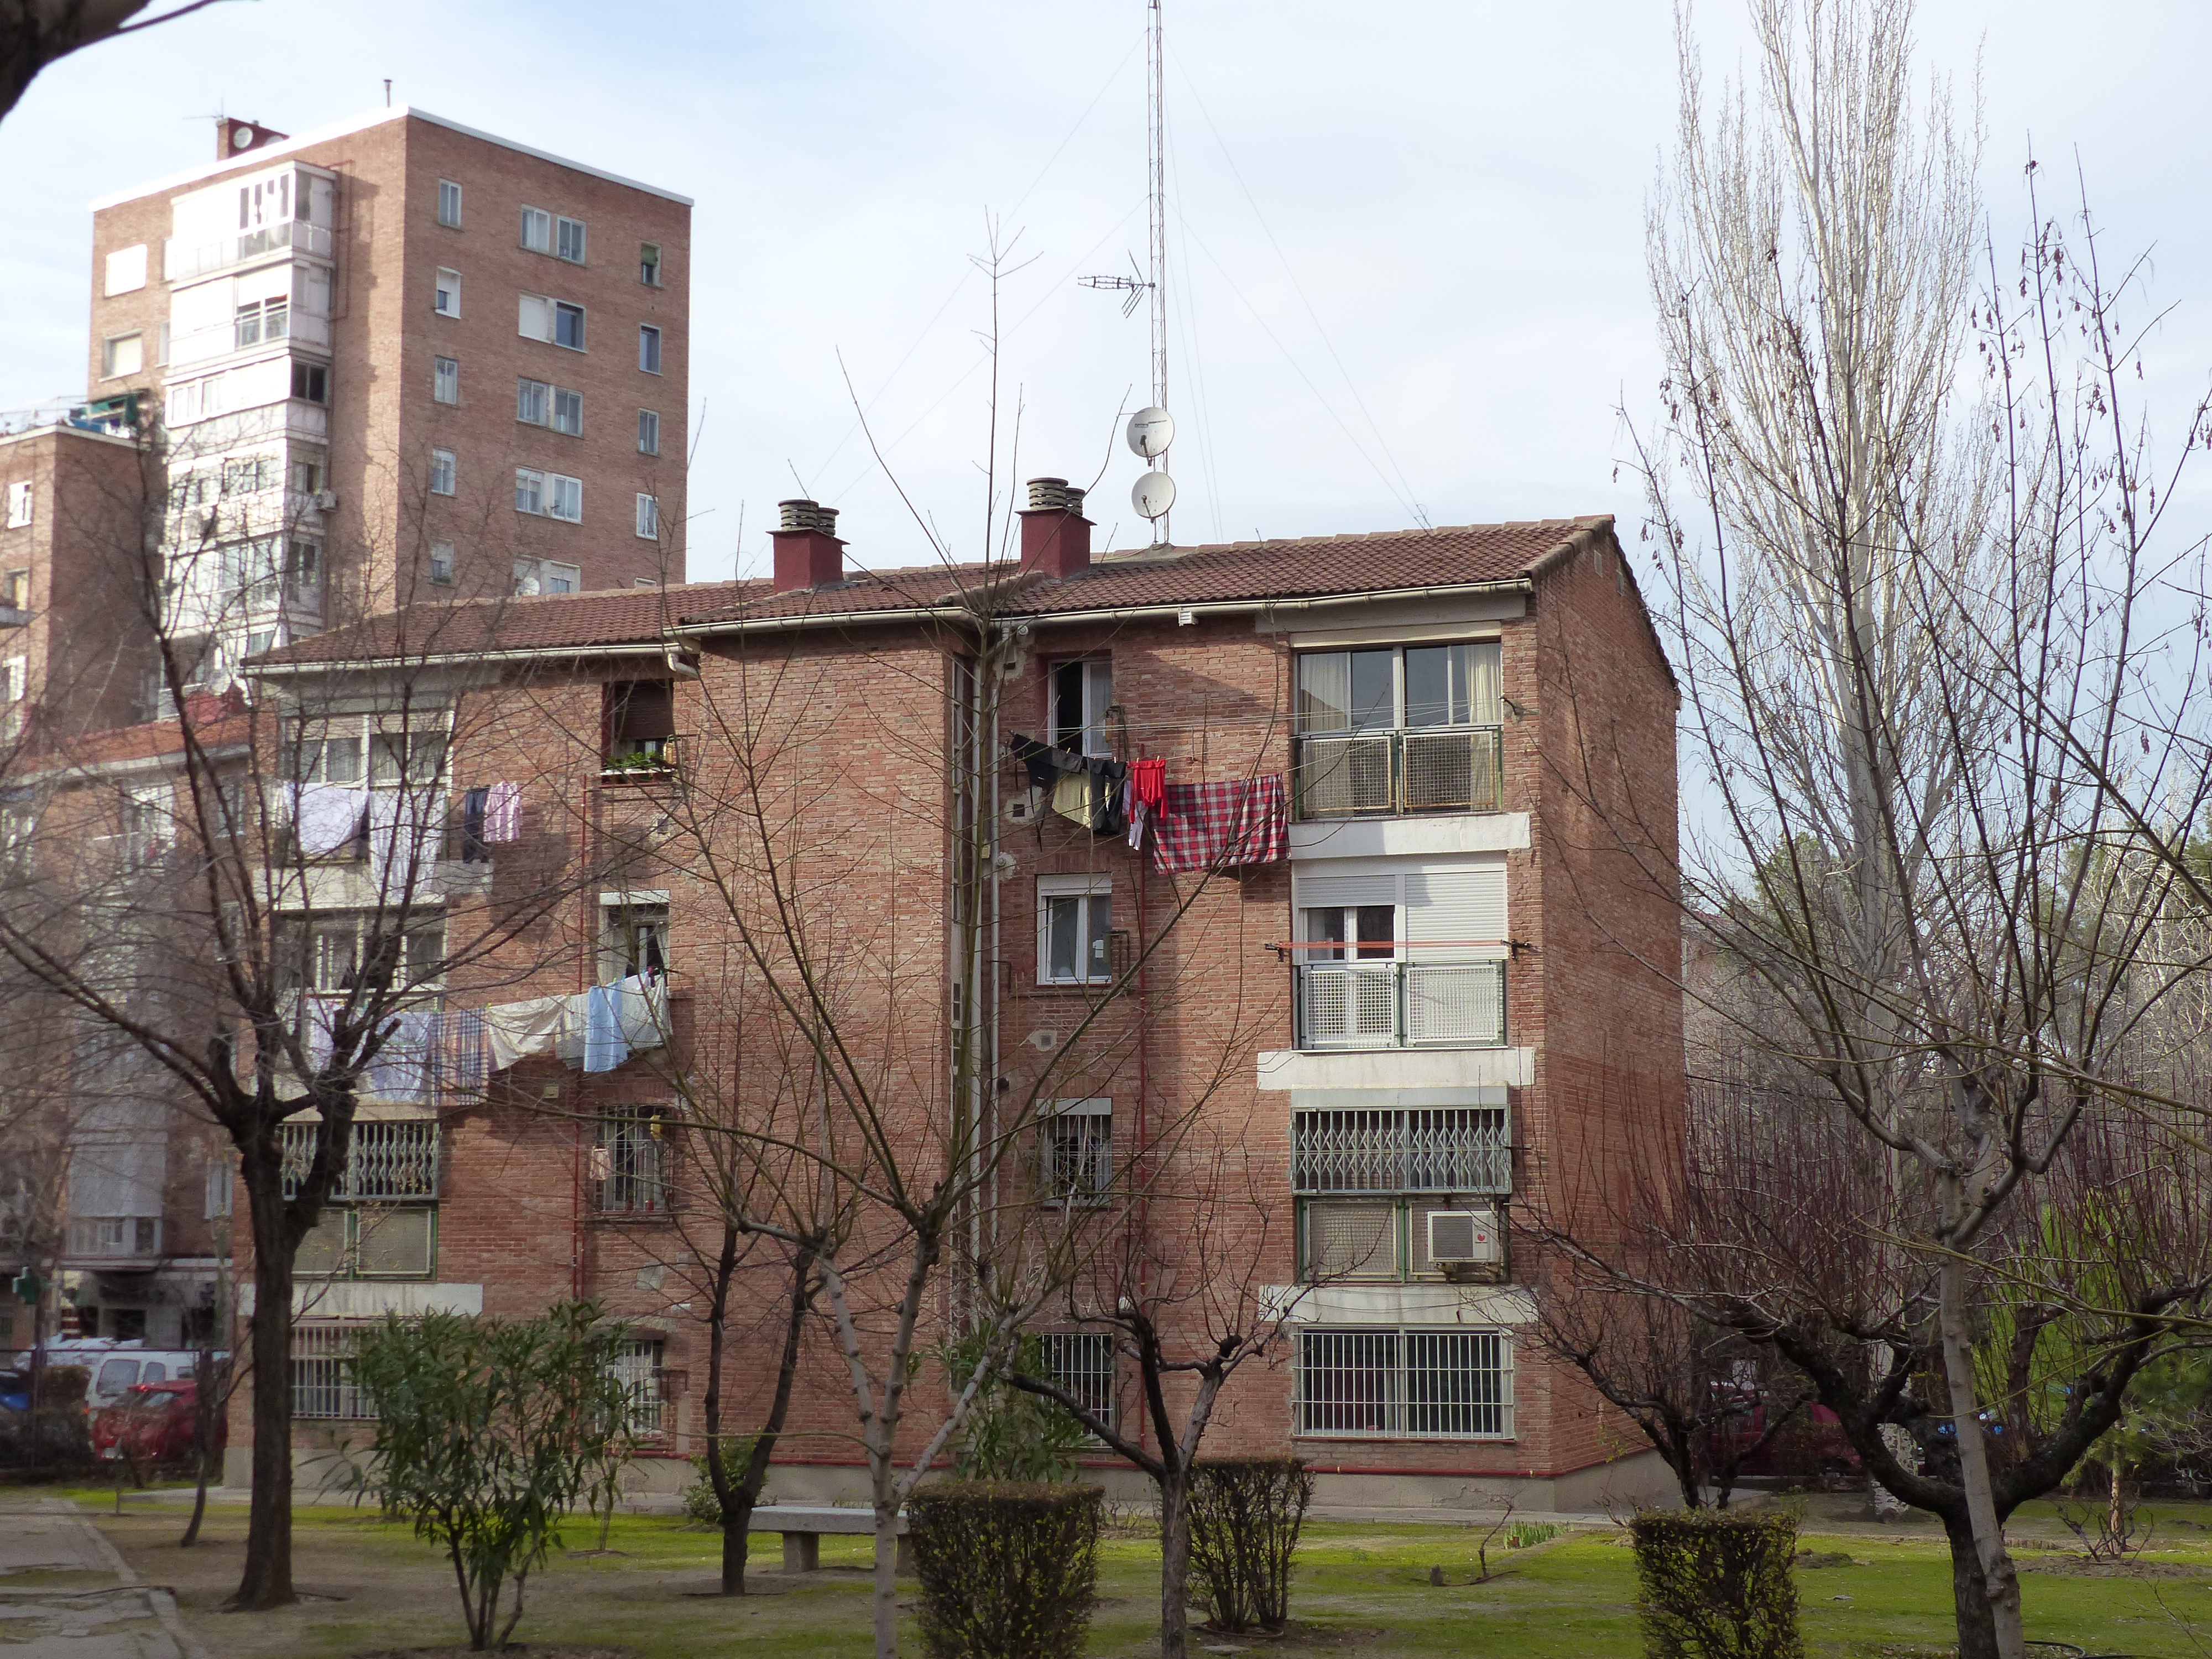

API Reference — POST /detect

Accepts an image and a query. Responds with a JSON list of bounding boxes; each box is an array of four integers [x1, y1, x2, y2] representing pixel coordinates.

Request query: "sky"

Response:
[[3, 1, 2209, 582]]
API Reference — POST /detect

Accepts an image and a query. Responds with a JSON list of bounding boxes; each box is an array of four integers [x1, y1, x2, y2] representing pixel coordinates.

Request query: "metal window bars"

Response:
[[1296, 960, 1506, 1049], [609, 1341, 666, 1434], [1293, 1328, 1511, 1439], [279, 1119, 439, 1202], [1292, 1108, 1511, 1195], [1291, 727, 1503, 819], [291, 1323, 375, 1420], [1042, 1113, 1113, 1206], [593, 1115, 670, 1214], [1039, 1331, 1116, 1432]]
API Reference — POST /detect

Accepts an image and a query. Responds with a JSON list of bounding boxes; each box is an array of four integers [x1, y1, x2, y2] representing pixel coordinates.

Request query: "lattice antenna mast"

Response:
[[1083, 0, 1180, 545]]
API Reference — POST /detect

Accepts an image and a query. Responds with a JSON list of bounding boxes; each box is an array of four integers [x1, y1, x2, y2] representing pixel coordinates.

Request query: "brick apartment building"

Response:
[[229, 490, 1686, 1509], [0, 106, 690, 1369]]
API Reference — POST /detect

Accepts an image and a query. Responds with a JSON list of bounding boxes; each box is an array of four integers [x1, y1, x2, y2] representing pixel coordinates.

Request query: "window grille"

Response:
[[292, 1323, 375, 1420], [1041, 1102, 1112, 1204], [1292, 1108, 1510, 1194], [1039, 1331, 1115, 1431], [1295, 1328, 1511, 1439], [609, 1338, 665, 1433], [279, 1119, 440, 1202], [593, 1110, 670, 1213], [1303, 1199, 1399, 1279]]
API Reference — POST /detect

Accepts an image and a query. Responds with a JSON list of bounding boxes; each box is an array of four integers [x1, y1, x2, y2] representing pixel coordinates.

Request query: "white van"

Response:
[[38, 1343, 213, 1412]]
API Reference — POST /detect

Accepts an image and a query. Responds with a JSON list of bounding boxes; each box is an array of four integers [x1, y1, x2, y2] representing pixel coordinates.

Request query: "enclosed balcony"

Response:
[[1295, 958, 1506, 1050], [1292, 640, 1505, 820]]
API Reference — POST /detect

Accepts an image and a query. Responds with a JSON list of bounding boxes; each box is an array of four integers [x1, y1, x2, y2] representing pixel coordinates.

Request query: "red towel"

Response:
[[1131, 757, 1167, 807]]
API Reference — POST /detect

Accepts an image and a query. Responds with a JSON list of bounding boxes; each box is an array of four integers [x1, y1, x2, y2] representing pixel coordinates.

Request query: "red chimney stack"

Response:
[[771, 499, 845, 593], [1018, 478, 1091, 578]]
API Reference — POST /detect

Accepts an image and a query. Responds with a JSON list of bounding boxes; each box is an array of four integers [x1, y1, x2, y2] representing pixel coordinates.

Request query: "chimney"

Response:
[[1019, 478, 1092, 578], [217, 118, 289, 160], [771, 499, 845, 593]]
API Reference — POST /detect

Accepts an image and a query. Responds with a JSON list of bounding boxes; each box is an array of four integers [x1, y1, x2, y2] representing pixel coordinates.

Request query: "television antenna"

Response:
[[1081, 0, 1175, 544]]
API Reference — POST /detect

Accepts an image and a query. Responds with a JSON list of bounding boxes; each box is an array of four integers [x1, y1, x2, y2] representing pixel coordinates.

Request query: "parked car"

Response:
[[1711, 1392, 1866, 1485], [38, 1344, 212, 1412], [92, 1378, 215, 1468]]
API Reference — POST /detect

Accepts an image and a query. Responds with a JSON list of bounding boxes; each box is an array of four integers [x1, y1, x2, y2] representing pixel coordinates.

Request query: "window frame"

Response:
[[6, 482, 32, 529], [432, 354, 460, 405], [514, 467, 545, 516], [638, 324, 662, 374], [429, 448, 456, 496], [101, 331, 144, 379], [1293, 1326, 1513, 1441], [637, 408, 660, 455], [428, 540, 455, 585], [291, 361, 328, 404], [520, 205, 551, 253], [639, 242, 662, 286], [551, 385, 583, 436], [555, 215, 587, 264], [547, 473, 583, 523], [1036, 873, 1113, 986], [516, 377, 550, 426], [1048, 658, 1114, 757], [1040, 1097, 1113, 1206], [554, 301, 586, 352], [436, 179, 463, 229], [433, 267, 461, 317], [634, 493, 659, 540]]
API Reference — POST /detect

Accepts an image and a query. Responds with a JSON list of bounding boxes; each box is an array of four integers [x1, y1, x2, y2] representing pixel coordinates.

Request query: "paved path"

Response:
[[0, 1491, 210, 1658]]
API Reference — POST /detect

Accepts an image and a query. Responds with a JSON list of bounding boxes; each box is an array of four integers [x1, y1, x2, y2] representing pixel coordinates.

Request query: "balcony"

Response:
[[165, 220, 334, 284], [1295, 959, 1506, 1050], [1292, 727, 1503, 820], [280, 1118, 440, 1201]]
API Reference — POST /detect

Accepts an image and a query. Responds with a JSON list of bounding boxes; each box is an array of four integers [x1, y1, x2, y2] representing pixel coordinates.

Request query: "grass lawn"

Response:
[[63, 1490, 2212, 1658]]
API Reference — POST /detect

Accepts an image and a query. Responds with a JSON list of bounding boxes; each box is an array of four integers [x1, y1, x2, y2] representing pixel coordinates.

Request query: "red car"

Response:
[[91, 1379, 216, 1468]]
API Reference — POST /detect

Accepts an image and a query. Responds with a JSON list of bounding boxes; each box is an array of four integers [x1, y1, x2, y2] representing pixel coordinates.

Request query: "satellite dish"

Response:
[[232, 123, 257, 150], [1127, 407, 1175, 459], [1132, 471, 1177, 520]]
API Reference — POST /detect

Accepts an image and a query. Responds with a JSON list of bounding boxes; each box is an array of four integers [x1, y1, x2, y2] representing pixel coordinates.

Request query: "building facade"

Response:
[[234, 494, 1684, 1510]]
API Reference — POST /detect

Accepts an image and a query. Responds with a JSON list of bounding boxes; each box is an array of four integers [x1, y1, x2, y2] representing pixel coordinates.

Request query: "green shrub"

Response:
[[1629, 1510, 1802, 1659], [908, 1481, 1103, 1659], [680, 1436, 759, 1525], [1509, 1521, 1561, 1548], [945, 1332, 1092, 1483], [1188, 1456, 1315, 1634]]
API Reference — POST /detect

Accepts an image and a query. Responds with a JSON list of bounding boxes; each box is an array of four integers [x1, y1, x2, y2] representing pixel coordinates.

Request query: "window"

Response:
[[634, 493, 658, 539], [554, 301, 585, 351], [120, 781, 170, 864], [520, 206, 551, 252], [639, 242, 662, 286], [511, 557, 580, 595], [514, 468, 544, 515], [1293, 1099, 1510, 1285], [429, 540, 454, 585], [6, 483, 29, 528], [1295, 1328, 1511, 1439], [434, 268, 461, 317], [556, 215, 586, 263], [604, 680, 673, 769], [593, 1110, 670, 1215], [102, 332, 143, 378], [1037, 874, 1111, 985], [436, 179, 463, 228], [296, 1207, 436, 1280], [2, 570, 27, 609], [1049, 659, 1113, 756], [433, 356, 460, 405], [601, 893, 669, 979], [637, 409, 660, 455], [370, 729, 445, 786], [551, 387, 582, 435], [234, 296, 288, 348], [280, 1119, 440, 1202], [104, 243, 147, 296], [1293, 641, 1505, 818], [637, 324, 661, 373], [296, 731, 364, 784], [517, 377, 549, 425], [518, 293, 552, 341], [430, 448, 456, 496], [548, 473, 582, 522], [608, 1338, 665, 1433], [1040, 1331, 1114, 1430], [293, 1323, 374, 1419], [204, 1156, 232, 1220], [291, 361, 327, 403], [1292, 860, 1507, 1049], [1042, 1098, 1112, 1203], [288, 458, 321, 494], [286, 539, 321, 604]]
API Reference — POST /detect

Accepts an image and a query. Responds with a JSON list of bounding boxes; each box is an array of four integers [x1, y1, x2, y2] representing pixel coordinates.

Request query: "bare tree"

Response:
[[1, 1, 227, 119]]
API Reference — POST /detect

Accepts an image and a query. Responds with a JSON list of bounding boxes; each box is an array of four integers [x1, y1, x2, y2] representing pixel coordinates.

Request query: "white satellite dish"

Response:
[[1132, 471, 1177, 520], [1127, 407, 1175, 459]]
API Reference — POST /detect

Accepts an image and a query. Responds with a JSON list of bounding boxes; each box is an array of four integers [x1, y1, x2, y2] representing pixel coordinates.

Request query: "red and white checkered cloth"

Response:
[[1149, 775, 1286, 873]]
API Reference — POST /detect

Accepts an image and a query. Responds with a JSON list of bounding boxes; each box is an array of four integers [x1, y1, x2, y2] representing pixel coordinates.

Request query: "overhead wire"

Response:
[[1167, 44, 1431, 529]]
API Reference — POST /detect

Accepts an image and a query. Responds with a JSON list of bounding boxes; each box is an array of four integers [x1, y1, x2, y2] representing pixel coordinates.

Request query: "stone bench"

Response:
[[745, 1504, 910, 1573]]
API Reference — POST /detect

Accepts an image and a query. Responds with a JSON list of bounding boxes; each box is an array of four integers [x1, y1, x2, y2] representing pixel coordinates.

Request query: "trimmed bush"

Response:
[[1188, 1455, 1315, 1634], [908, 1481, 1103, 1659], [1630, 1510, 1803, 1659]]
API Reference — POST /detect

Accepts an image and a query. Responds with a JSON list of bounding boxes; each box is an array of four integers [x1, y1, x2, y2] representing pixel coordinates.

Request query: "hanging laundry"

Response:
[[1051, 771, 1092, 826], [1086, 757, 1129, 837], [460, 787, 491, 863], [1008, 734, 1082, 793], [482, 994, 566, 1070], [583, 981, 629, 1073], [366, 1009, 434, 1098], [438, 1006, 487, 1093], [614, 974, 668, 1051], [294, 784, 366, 857], [1131, 757, 1167, 808], [367, 791, 445, 898], [1149, 775, 1288, 873], [482, 781, 523, 844], [1127, 792, 1147, 851], [554, 993, 589, 1066]]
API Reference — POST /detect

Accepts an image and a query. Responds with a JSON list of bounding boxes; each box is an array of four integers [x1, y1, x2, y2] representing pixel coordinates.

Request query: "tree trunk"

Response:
[[1937, 1251, 2025, 1659], [872, 1477, 900, 1659], [1159, 1464, 1192, 1659], [1943, 1507, 2002, 1659], [228, 1169, 298, 1609], [2108, 1458, 2126, 1546]]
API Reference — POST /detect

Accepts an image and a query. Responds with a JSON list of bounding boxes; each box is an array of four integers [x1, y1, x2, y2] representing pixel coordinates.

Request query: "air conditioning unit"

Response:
[[1426, 1208, 1501, 1267], [311, 489, 338, 511]]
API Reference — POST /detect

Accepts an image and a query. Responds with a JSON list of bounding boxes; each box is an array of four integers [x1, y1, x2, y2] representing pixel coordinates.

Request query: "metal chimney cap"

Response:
[[1025, 477, 1084, 514], [778, 498, 839, 535]]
